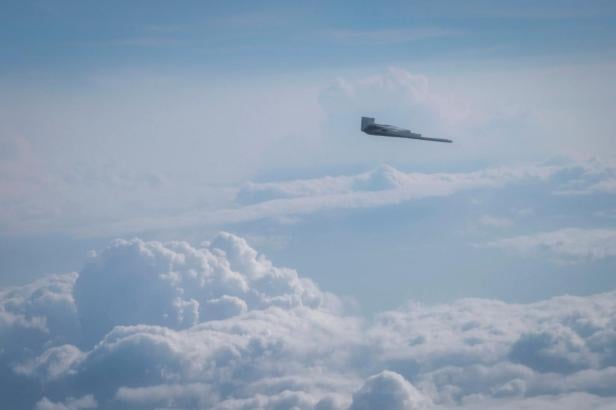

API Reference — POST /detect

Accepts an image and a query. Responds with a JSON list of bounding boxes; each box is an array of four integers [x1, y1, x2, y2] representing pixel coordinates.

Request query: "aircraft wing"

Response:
[[361, 117, 452, 143], [398, 133, 452, 143]]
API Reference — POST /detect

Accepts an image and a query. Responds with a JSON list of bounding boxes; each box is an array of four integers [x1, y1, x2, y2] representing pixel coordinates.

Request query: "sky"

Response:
[[1, 1, 616, 409]]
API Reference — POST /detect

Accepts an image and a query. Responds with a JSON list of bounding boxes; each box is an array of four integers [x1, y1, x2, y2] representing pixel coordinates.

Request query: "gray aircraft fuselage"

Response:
[[361, 117, 452, 143]]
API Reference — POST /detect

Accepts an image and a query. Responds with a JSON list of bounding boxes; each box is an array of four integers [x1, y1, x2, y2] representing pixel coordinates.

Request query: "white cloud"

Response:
[[236, 164, 554, 205], [148, 158, 616, 241], [35, 395, 97, 410], [94, 157, 613, 238], [236, 157, 616, 210], [0, 272, 80, 361], [482, 228, 616, 262], [1, 233, 616, 409], [196, 163, 557, 230], [551, 157, 616, 196], [73, 232, 339, 345], [39, 161, 569, 237], [14, 344, 84, 381], [349, 370, 430, 410], [442, 392, 616, 410]]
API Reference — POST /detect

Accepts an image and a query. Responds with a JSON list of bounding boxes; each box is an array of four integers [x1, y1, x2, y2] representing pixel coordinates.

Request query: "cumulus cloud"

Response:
[[482, 228, 616, 262], [366, 293, 616, 409], [73, 232, 337, 345], [0, 272, 80, 360], [349, 370, 429, 410], [1, 233, 616, 409], [35, 395, 97, 410]]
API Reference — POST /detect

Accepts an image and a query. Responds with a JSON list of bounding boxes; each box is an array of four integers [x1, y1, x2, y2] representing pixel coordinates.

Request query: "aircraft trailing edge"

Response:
[[361, 117, 452, 143]]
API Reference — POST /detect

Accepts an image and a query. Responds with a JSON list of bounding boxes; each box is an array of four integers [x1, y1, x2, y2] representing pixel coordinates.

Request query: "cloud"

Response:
[[482, 228, 616, 262], [236, 157, 616, 209], [551, 157, 616, 195], [0, 272, 80, 357], [319, 67, 477, 139], [73, 232, 338, 345], [55, 161, 570, 237], [509, 325, 597, 373], [349, 370, 429, 410], [236, 164, 541, 205], [442, 392, 616, 410], [8, 153, 614, 247], [35, 395, 97, 410], [108, 157, 606, 239], [1, 234, 616, 409], [227, 163, 558, 225], [366, 293, 616, 408]]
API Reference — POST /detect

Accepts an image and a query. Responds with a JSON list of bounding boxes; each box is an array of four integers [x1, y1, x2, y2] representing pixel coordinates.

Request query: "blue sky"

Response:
[[1, 2, 616, 409], [3, 0, 616, 76]]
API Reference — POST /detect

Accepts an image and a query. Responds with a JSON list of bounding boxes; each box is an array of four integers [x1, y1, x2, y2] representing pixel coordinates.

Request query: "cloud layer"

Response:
[[482, 228, 616, 262], [1, 233, 616, 409]]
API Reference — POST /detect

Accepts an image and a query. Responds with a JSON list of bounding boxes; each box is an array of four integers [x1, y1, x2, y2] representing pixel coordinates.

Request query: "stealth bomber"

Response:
[[361, 117, 452, 143]]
